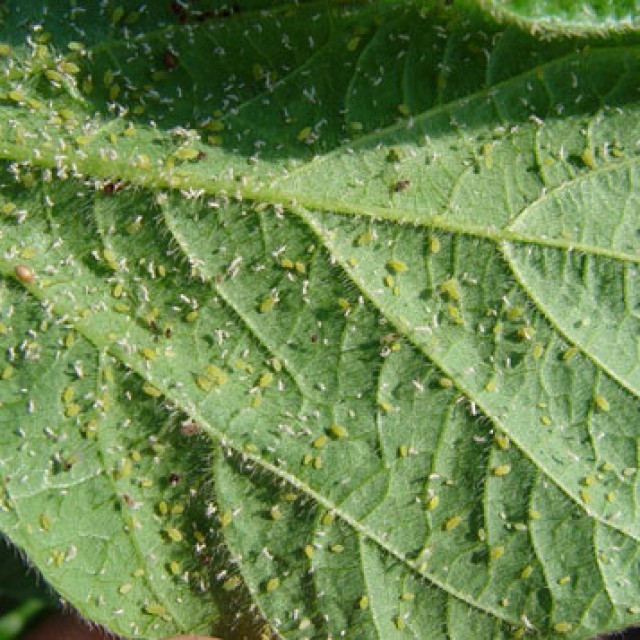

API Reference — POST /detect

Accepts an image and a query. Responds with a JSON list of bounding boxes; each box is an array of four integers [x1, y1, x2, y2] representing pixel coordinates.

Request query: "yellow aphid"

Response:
[[313, 434, 328, 449], [203, 365, 227, 386], [259, 296, 277, 313], [490, 545, 504, 561], [594, 394, 610, 412], [521, 565, 533, 579], [270, 505, 282, 521], [330, 424, 348, 439], [444, 515, 462, 531], [492, 465, 511, 477], [346, 37, 361, 52], [518, 326, 535, 341], [196, 375, 213, 392], [387, 259, 408, 273], [165, 528, 183, 543], [140, 347, 156, 360], [439, 278, 461, 301], [175, 147, 200, 160], [357, 230, 374, 246], [321, 512, 335, 526], [144, 603, 168, 618], [142, 383, 161, 398], [265, 577, 280, 592], [426, 495, 439, 511], [581, 148, 596, 169], [429, 236, 441, 254], [359, 595, 369, 610], [259, 372, 274, 388], [223, 575, 242, 591], [65, 404, 81, 417]]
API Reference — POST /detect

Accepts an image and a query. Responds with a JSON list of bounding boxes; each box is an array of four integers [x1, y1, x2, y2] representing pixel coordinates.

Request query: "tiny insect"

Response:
[[393, 179, 411, 192], [15, 264, 35, 283], [102, 180, 126, 195], [163, 50, 179, 70]]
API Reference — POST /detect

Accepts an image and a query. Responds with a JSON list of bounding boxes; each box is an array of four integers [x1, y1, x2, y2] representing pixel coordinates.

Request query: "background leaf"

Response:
[[478, 0, 640, 34], [0, 1, 639, 639]]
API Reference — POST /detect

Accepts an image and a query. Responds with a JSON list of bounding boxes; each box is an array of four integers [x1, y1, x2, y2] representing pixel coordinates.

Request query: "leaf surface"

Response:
[[479, 0, 640, 34], [0, 2, 639, 639]]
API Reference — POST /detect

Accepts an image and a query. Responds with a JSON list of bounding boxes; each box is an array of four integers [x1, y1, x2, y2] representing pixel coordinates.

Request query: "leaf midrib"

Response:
[[0, 121, 638, 267]]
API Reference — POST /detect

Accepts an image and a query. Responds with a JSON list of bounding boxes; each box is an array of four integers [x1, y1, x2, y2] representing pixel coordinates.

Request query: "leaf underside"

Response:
[[0, 1, 639, 639]]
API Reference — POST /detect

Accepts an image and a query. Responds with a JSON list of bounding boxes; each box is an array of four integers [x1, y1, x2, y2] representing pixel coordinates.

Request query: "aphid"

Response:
[[313, 434, 328, 449], [492, 464, 511, 477], [102, 181, 126, 195], [223, 575, 242, 591], [165, 527, 183, 542], [444, 515, 462, 531], [162, 50, 178, 70], [521, 565, 533, 579], [387, 259, 408, 273], [393, 179, 411, 192], [265, 577, 280, 592], [180, 419, 200, 436], [490, 545, 504, 561], [594, 394, 610, 412], [581, 148, 596, 170], [329, 424, 348, 439], [14, 264, 35, 283], [168, 473, 180, 486]]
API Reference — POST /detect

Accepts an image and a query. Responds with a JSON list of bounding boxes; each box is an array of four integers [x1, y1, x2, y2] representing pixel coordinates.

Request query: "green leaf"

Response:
[[478, 0, 640, 35], [0, 1, 639, 639]]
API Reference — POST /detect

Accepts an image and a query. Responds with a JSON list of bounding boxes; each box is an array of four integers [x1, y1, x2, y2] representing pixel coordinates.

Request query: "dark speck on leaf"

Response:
[[393, 179, 411, 192]]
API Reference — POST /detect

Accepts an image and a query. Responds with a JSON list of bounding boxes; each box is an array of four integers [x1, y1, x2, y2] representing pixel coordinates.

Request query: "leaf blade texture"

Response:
[[0, 2, 639, 639]]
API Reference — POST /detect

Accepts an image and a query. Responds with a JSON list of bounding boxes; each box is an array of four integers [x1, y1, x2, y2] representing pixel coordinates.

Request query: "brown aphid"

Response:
[[163, 50, 179, 70], [15, 264, 35, 283], [102, 181, 126, 195], [180, 419, 200, 436], [393, 179, 411, 192]]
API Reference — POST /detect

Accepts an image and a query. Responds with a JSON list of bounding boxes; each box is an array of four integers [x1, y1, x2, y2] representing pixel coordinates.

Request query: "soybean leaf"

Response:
[[478, 0, 640, 34], [0, 2, 639, 640]]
